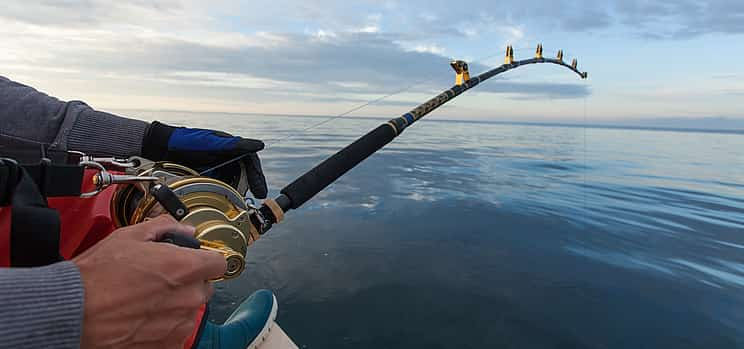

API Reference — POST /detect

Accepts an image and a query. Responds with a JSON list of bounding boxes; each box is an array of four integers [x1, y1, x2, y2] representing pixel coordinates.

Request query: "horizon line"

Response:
[[109, 108, 744, 135]]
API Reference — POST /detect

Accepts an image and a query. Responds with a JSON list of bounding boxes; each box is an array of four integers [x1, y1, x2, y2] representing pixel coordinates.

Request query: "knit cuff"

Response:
[[66, 105, 149, 157], [141, 121, 177, 161], [0, 261, 84, 348]]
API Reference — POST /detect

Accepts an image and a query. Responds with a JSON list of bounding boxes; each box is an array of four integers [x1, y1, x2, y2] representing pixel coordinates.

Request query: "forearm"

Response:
[[0, 261, 84, 349], [0, 75, 148, 157], [65, 105, 149, 157]]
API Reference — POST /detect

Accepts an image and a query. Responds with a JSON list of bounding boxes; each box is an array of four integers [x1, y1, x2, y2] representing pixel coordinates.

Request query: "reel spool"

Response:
[[110, 159, 261, 280]]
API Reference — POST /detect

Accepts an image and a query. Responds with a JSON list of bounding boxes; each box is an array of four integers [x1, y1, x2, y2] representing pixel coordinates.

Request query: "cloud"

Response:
[[4, 0, 739, 120], [373, 1, 613, 36], [309, 29, 338, 41], [4, 1, 743, 44], [614, 0, 744, 39], [479, 82, 591, 100], [353, 13, 382, 33], [409, 44, 446, 55], [2, 2, 587, 107], [354, 0, 744, 39], [0, 1, 194, 28]]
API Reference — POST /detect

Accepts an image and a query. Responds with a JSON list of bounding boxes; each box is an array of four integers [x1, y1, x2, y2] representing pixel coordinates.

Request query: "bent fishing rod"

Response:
[[94, 43, 587, 280], [256, 44, 588, 231]]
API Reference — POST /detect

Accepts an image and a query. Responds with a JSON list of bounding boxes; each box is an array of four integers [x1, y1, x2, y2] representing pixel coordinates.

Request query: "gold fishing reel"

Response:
[[109, 158, 262, 280]]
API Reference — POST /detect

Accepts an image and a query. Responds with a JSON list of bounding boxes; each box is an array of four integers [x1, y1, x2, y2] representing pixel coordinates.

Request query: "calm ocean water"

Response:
[[139, 111, 743, 348]]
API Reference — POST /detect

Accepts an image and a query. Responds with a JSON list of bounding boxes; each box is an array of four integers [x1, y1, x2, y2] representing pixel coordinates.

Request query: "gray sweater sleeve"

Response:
[[0, 76, 148, 347], [0, 261, 84, 348], [0, 75, 149, 157]]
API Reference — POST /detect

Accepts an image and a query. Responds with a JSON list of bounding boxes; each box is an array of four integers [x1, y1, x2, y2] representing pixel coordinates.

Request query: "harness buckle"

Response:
[[80, 160, 160, 198]]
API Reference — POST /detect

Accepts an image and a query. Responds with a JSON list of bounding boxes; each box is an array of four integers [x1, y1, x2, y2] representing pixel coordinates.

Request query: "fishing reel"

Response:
[[94, 156, 272, 281]]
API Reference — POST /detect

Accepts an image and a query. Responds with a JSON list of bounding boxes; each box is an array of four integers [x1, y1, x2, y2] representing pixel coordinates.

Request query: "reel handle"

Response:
[[158, 232, 201, 249], [158, 232, 243, 281]]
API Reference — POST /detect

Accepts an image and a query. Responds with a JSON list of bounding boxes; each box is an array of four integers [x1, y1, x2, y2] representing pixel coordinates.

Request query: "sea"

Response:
[[137, 111, 744, 348]]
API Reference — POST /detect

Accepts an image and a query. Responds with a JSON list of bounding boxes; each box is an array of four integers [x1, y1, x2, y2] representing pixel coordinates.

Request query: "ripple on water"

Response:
[[147, 113, 744, 347]]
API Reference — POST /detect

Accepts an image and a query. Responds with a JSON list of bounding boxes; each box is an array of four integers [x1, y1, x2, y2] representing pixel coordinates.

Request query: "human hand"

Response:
[[72, 215, 226, 349], [141, 121, 268, 199]]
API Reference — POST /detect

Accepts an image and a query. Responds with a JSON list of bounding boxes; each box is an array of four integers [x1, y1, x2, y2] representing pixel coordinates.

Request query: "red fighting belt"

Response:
[[0, 169, 205, 348]]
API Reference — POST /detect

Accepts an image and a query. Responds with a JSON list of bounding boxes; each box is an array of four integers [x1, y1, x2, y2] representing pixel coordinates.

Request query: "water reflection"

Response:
[[141, 111, 744, 348]]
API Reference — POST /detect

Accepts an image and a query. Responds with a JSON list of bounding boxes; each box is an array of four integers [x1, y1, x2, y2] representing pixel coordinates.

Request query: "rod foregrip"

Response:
[[280, 123, 397, 209]]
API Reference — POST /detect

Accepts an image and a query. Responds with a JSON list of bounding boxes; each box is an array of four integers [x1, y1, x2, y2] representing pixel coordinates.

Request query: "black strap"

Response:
[[0, 159, 62, 267], [0, 159, 20, 205], [0, 148, 86, 197], [22, 161, 85, 197]]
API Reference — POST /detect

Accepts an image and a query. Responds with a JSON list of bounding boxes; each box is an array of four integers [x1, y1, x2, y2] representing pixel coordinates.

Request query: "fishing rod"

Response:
[[105, 43, 587, 280], [256, 43, 588, 231]]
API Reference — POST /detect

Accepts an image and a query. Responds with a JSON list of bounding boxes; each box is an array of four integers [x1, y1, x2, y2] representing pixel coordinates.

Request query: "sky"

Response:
[[2, 0, 743, 123]]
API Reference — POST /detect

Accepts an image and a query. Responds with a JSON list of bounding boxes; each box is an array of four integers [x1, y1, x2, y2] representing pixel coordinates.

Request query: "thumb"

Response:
[[242, 153, 268, 199], [119, 215, 196, 242], [234, 138, 265, 153]]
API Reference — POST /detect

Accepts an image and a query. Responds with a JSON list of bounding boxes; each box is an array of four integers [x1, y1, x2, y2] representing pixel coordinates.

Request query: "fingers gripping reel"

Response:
[[106, 157, 272, 281]]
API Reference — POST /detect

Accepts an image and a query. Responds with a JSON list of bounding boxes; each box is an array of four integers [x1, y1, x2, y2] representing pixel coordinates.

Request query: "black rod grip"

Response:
[[280, 124, 397, 209]]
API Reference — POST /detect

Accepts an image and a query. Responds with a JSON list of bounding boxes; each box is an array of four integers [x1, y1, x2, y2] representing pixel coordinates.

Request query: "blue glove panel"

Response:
[[168, 128, 239, 152], [142, 121, 268, 198]]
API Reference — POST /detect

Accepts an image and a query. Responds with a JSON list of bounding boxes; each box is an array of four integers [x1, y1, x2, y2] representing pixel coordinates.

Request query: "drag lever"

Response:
[[151, 184, 190, 220]]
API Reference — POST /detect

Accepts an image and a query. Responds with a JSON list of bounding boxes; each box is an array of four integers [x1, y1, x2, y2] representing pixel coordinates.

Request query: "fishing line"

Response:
[[200, 82, 429, 174], [261, 48, 524, 148], [200, 46, 570, 175], [263, 84, 425, 147], [582, 78, 588, 223]]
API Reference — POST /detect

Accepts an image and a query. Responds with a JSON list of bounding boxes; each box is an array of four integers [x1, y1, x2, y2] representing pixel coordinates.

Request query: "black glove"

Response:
[[141, 121, 268, 199]]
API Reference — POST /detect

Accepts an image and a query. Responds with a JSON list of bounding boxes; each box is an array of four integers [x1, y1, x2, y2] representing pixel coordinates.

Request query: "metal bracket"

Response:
[[505, 45, 514, 64], [450, 60, 470, 86], [80, 160, 159, 198]]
